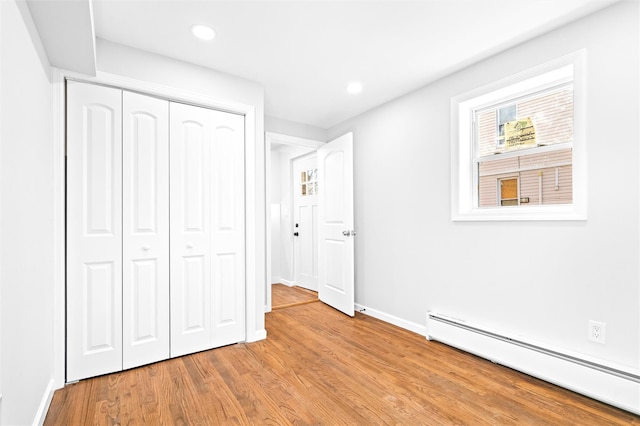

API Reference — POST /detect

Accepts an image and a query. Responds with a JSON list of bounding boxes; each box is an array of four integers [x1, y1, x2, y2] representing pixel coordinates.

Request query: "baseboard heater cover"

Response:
[[426, 312, 640, 415]]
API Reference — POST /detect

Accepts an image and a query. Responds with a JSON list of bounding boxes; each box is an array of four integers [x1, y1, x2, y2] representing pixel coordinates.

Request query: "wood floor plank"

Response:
[[45, 300, 640, 425], [271, 283, 317, 308]]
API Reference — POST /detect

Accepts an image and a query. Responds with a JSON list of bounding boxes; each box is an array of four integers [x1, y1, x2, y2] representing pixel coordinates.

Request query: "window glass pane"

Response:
[[476, 84, 573, 208], [477, 85, 573, 157], [479, 151, 573, 207]]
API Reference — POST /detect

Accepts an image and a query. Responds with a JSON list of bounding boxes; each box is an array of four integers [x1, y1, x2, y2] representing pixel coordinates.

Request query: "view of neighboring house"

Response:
[[477, 85, 574, 207]]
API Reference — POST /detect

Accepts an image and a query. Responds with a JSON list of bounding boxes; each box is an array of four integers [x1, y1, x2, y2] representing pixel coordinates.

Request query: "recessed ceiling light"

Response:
[[192, 25, 216, 41], [346, 81, 363, 95]]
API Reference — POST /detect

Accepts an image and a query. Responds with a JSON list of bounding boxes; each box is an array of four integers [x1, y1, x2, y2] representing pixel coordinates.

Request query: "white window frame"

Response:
[[451, 50, 587, 221]]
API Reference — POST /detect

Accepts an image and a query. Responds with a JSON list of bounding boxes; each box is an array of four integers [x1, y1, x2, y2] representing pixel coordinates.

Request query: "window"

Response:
[[499, 178, 519, 206], [476, 82, 574, 208], [300, 168, 317, 196], [451, 50, 586, 221], [496, 104, 516, 148]]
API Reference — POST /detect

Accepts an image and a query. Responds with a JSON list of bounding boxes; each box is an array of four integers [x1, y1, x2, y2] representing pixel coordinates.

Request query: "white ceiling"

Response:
[[86, 1, 617, 128]]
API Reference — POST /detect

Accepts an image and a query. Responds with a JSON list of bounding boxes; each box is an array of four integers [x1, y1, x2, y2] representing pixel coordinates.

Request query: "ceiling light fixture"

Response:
[[192, 24, 216, 41], [346, 81, 363, 95]]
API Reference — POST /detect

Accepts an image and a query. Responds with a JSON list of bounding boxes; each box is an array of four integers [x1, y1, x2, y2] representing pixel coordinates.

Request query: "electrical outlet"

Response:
[[588, 320, 606, 344]]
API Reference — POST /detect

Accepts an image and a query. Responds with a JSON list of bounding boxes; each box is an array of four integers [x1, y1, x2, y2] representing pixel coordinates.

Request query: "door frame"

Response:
[[52, 68, 262, 388], [265, 132, 324, 312]]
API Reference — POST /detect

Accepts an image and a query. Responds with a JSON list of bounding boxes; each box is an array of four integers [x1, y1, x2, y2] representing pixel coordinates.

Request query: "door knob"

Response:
[[342, 230, 351, 237], [186, 243, 194, 249], [293, 232, 299, 237], [142, 245, 151, 251]]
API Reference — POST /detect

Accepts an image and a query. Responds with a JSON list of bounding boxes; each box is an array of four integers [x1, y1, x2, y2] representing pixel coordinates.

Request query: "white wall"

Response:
[[1, 1, 56, 424], [328, 1, 639, 370], [96, 38, 267, 341], [265, 115, 327, 142]]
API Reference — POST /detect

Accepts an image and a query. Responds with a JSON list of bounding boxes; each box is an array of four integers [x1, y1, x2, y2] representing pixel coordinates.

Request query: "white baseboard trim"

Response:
[[33, 378, 55, 426], [246, 328, 267, 343], [277, 279, 295, 287], [426, 312, 640, 415], [354, 303, 427, 336]]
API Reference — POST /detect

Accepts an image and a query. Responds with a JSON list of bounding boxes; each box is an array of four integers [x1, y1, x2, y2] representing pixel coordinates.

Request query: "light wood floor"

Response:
[[271, 283, 318, 309], [45, 301, 639, 425]]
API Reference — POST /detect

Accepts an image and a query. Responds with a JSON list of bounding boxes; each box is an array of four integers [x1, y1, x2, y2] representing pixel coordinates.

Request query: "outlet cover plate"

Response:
[[588, 320, 606, 344]]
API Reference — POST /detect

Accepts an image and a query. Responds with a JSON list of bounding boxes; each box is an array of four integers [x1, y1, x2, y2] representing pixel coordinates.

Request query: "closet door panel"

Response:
[[170, 102, 212, 357], [210, 111, 246, 346], [122, 91, 170, 369], [67, 81, 123, 382]]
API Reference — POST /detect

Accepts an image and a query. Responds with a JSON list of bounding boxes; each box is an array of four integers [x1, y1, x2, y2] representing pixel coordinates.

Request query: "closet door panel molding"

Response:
[[122, 91, 170, 369]]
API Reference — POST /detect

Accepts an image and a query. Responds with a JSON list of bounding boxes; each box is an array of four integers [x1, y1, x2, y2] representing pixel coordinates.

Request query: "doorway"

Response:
[[266, 131, 355, 316], [265, 132, 324, 312]]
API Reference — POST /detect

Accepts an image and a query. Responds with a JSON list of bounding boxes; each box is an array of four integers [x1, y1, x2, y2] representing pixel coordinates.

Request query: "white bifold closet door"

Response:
[[67, 82, 124, 381], [169, 102, 245, 357], [67, 84, 170, 381], [67, 81, 245, 381], [121, 91, 170, 370]]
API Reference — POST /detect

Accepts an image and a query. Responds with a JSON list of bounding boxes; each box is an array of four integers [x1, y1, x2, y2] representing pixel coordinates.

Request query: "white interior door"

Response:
[[293, 153, 319, 291], [122, 91, 170, 369], [169, 102, 212, 357], [210, 110, 245, 347], [317, 133, 354, 316], [66, 81, 123, 381]]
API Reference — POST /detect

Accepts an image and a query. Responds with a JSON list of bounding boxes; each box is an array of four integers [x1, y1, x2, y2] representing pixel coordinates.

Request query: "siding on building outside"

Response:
[[476, 87, 573, 158], [479, 149, 572, 207]]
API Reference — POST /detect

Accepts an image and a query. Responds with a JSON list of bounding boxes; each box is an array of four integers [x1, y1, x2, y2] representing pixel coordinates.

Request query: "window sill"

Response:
[[452, 205, 587, 222]]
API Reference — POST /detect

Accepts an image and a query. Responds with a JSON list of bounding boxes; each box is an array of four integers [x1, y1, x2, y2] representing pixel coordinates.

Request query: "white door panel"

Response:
[[293, 153, 318, 291], [122, 91, 169, 369], [67, 81, 123, 381], [318, 133, 354, 316], [183, 255, 207, 329], [170, 102, 212, 357], [299, 206, 314, 276], [210, 111, 245, 347]]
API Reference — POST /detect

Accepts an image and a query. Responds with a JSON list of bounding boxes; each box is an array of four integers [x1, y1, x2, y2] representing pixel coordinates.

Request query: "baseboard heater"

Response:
[[426, 312, 640, 415]]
